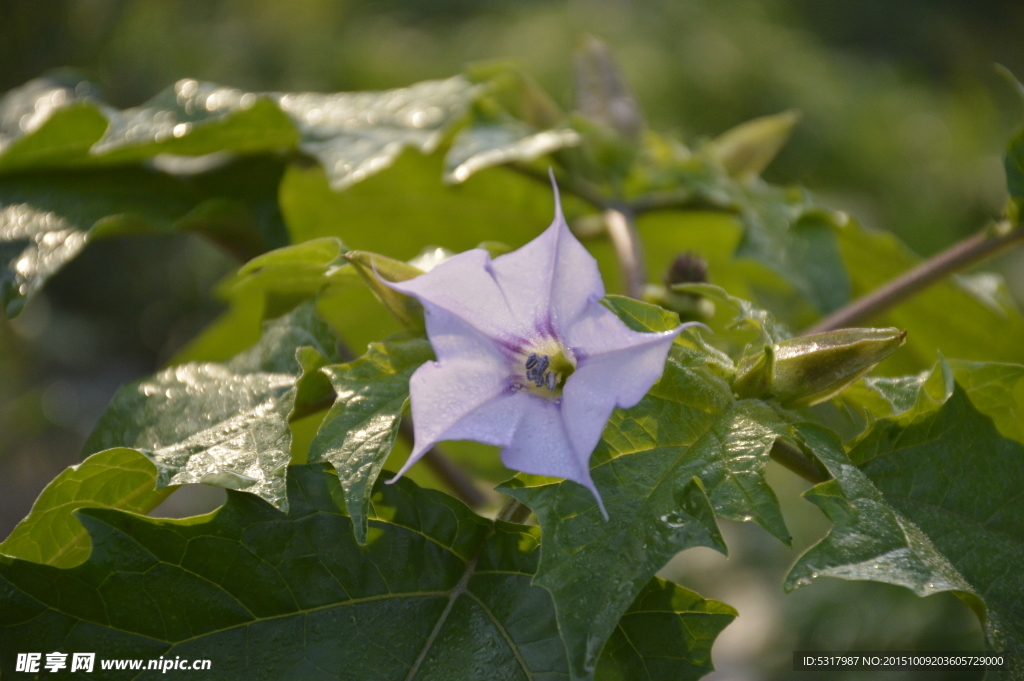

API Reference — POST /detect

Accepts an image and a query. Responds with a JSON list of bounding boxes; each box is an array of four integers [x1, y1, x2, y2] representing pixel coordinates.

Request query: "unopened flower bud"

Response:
[[345, 250, 425, 331], [733, 327, 906, 407], [664, 252, 709, 287]]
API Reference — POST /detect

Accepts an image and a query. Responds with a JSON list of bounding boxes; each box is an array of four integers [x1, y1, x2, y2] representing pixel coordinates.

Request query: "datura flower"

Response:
[[385, 179, 701, 517]]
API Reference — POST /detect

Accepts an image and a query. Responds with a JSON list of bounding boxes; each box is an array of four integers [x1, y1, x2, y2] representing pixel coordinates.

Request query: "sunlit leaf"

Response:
[[309, 335, 434, 544], [0, 73, 481, 190], [0, 159, 287, 318], [0, 448, 172, 569], [501, 298, 790, 680], [83, 303, 337, 511]]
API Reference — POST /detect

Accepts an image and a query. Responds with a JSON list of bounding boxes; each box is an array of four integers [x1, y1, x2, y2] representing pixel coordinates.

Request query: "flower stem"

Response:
[[496, 497, 531, 524], [398, 421, 488, 509], [804, 220, 1024, 335], [604, 205, 648, 298], [770, 439, 829, 484]]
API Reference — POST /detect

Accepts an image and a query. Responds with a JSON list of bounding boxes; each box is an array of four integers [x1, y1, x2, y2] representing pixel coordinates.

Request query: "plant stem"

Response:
[[805, 220, 1024, 335], [770, 439, 829, 484], [496, 497, 531, 524], [630, 188, 737, 215], [604, 205, 648, 298], [397, 421, 488, 509], [507, 163, 608, 210]]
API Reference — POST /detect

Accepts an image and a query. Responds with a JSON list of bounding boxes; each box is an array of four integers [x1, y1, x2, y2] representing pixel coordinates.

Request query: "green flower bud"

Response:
[[345, 250, 425, 331], [733, 327, 907, 407]]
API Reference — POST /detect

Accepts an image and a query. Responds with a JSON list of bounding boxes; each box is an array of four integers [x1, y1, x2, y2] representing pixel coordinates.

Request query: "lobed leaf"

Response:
[[82, 302, 337, 511], [308, 335, 435, 544], [0, 465, 734, 680], [0, 159, 287, 318], [501, 297, 790, 680], [792, 372, 1024, 675], [0, 448, 173, 569]]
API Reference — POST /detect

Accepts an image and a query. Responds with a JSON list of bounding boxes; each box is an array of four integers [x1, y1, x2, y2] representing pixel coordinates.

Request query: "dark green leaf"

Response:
[[596, 577, 736, 681], [308, 336, 435, 544], [501, 297, 789, 680], [792, 374, 1024, 674], [0, 159, 287, 318], [852, 386, 1024, 666], [0, 465, 732, 680], [786, 424, 975, 600], [83, 302, 336, 511], [0, 448, 173, 568]]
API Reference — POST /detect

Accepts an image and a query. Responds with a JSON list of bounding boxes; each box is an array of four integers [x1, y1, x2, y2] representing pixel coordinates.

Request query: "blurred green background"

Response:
[[2, 0, 1020, 677]]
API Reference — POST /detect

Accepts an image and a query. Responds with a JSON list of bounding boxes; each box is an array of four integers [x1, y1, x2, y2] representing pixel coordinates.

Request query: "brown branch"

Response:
[[805, 220, 1024, 335]]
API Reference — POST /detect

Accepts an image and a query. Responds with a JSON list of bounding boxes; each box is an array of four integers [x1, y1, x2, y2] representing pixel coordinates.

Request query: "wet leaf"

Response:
[[0, 448, 173, 569], [596, 578, 736, 681], [501, 297, 790, 680], [792, 380, 1024, 673], [82, 303, 337, 511], [0, 74, 481, 190], [308, 336, 435, 544], [444, 120, 580, 183], [0, 465, 733, 680], [0, 159, 287, 318]]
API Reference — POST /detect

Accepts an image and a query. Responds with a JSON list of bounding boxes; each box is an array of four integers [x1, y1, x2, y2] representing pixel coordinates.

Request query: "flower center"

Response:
[[517, 342, 576, 399]]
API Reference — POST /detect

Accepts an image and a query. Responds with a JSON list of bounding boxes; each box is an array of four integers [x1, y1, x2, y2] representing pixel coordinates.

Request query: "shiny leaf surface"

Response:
[[0, 465, 733, 680], [501, 298, 790, 680], [82, 303, 337, 511], [309, 336, 434, 544]]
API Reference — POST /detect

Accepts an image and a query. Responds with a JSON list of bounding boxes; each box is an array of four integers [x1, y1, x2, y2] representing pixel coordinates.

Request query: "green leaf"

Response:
[[0, 159, 287, 318], [444, 120, 580, 183], [786, 424, 976, 600], [0, 448, 173, 568], [0, 465, 733, 680], [501, 297, 789, 680], [82, 302, 336, 511], [839, 358, 1024, 445], [596, 577, 737, 681], [308, 335, 435, 544], [836, 217, 1024, 373], [0, 74, 481, 190], [792, 380, 1024, 673], [852, 385, 1024, 665], [733, 196, 850, 317], [703, 109, 801, 180]]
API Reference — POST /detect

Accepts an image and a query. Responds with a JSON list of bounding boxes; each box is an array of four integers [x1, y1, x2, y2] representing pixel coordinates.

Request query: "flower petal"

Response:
[[387, 248, 527, 341], [561, 302, 702, 468], [500, 396, 608, 519], [489, 178, 605, 338], [389, 304, 517, 480]]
